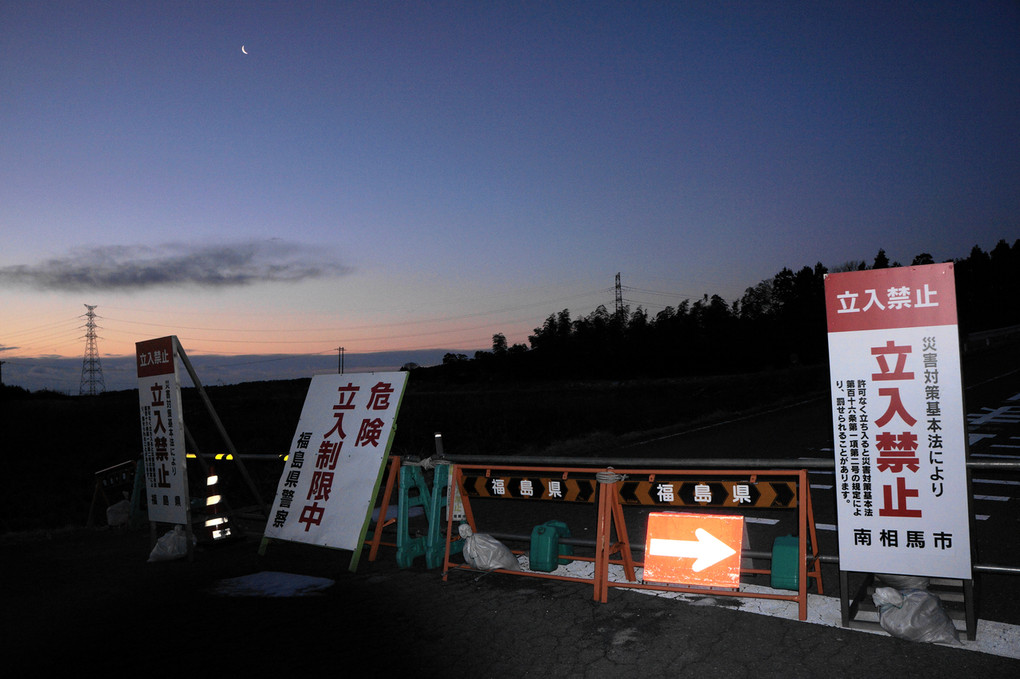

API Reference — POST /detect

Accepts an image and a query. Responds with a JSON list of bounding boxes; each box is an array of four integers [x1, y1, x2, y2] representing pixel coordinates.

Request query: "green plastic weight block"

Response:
[[529, 520, 573, 572], [771, 535, 799, 591]]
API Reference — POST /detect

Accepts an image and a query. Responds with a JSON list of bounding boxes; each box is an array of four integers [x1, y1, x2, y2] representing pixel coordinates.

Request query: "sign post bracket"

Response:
[[839, 570, 976, 640]]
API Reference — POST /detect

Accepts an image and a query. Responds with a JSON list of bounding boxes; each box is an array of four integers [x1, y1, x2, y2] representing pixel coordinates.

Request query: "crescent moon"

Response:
[[241, 45, 248, 55]]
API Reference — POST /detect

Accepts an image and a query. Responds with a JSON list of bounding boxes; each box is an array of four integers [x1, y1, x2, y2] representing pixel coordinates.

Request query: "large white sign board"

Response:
[[824, 263, 971, 579], [136, 336, 190, 525], [264, 372, 408, 560]]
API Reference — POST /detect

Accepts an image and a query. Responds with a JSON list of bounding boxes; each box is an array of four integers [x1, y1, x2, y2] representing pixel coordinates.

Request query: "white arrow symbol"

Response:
[[649, 528, 737, 572]]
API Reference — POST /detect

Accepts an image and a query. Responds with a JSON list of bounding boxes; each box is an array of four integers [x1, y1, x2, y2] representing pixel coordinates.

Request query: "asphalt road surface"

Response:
[[4, 526, 1018, 676]]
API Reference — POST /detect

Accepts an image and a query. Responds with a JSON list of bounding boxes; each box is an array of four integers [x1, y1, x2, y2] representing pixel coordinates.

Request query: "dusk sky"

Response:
[[2, 1, 1018, 390]]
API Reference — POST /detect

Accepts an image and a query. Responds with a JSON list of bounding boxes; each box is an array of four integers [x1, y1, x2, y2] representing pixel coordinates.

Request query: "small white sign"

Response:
[[136, 336, 190, 524]]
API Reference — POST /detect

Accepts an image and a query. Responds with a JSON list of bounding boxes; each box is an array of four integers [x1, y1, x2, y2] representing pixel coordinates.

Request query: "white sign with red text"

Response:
[[136, 336, 190, 524], [264, 372, 408, 552], [824, 263, 971, 579]]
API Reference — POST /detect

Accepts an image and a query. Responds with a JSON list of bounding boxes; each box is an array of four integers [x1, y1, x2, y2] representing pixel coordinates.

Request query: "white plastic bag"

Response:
[[875, 573, 930, 590], [458, 524, 520, 571], [873, 587, 960, 645], [106, 499, 131, 527], [147, 526, 190, 562]]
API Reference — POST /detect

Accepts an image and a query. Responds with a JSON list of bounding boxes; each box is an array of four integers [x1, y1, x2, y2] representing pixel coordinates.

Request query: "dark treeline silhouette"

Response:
[[425, 239, 1019, 381]]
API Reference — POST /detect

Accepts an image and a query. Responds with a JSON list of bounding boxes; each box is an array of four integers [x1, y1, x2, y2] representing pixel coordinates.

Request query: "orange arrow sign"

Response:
[[643, 512, 744, 588], [649, 528, 737, 572]]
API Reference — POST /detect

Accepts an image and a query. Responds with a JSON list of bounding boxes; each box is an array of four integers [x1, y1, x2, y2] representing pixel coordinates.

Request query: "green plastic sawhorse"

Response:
[[395, 462, 463, 568]]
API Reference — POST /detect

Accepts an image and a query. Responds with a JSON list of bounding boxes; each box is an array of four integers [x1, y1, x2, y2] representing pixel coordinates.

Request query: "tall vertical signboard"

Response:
[[264, 372, 408, 570], [136, 336, 190, 525], [824, 263, 971, 578]]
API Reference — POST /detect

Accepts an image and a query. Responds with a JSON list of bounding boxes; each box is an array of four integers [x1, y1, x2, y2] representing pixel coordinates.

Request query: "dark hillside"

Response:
[[1, 364, 829, 533]]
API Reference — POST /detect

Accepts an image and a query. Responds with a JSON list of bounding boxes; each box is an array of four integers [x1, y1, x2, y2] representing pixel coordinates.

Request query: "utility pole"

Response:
[[615, 272, 623, 316], [79, 304, 106, 396], [0, 359, 6, 387], [337, 346, 345, 375]]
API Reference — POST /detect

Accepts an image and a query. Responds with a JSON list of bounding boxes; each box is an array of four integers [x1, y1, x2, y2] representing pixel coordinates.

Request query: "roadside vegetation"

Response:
[[427, 239, 1020, 384]]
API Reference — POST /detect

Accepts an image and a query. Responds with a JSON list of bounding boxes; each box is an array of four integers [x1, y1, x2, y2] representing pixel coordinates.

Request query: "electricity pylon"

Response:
[[79, 304, 106, 396]]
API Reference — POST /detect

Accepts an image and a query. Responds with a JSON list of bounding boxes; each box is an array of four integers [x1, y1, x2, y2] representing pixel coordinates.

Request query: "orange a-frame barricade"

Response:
[[442, 463, 822, 621], [366, 456, 401, 562]]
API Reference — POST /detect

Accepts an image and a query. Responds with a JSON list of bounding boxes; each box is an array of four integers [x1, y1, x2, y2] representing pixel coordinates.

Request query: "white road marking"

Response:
[[974, 478, 1020, 486]]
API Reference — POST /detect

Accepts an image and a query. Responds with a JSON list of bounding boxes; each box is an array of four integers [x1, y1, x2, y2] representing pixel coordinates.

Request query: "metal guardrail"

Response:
[[439, 453, 1020, 577], [963, 323, 1020, 353], [439, 453, 1020, 472]]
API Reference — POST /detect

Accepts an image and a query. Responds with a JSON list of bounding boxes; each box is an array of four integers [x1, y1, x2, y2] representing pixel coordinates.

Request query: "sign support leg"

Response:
[[609, 483, 636, 582], [443, 465, 474, 581], [594, 472, 631, 602], [594, 479, 612, 602], [368, 456, 400, 562], [803, 475, 824, 595]]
